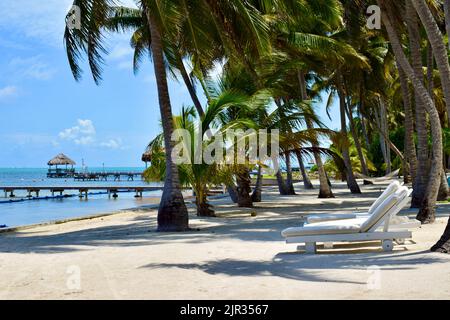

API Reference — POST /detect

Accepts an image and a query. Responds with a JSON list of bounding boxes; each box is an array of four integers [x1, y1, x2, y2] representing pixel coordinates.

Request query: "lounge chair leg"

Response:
[[382, 240, 393, 252], [305, 242, 317, 254], [323, 242, 334, 249]]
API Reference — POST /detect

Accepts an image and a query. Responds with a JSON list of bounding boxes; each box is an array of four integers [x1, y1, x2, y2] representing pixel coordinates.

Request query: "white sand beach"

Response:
[[1, 180, 450, 300]]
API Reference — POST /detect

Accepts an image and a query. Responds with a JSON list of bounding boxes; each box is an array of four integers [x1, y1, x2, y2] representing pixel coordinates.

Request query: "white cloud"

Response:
[[74, 136, 95, 146], [0, 0, 74, 45], [59, 119, 96, 144], [58, 119, 123, 149], [9, 56, 57, 81], [100, 139, 123, 150], [0, 0, 138, 47], [0, 86, 18, 99], [117, 60, 133, 70], [110, 44, 134, 61]]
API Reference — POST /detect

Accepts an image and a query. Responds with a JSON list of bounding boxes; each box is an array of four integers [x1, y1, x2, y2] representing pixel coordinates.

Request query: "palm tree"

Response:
[[64, 0, 189, 231], [377, 0, 443, 225], [141, 1, 189, 230], [412, 0, 450, 124]]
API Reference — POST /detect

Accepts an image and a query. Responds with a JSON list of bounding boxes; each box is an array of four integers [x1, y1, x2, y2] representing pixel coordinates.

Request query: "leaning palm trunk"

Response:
[[412, 0, 450, 124], [379, 97, 391, 174], [285, 151, 296, 195], [438, 168, 450, 201], [176, 55, 204, 117], [398, 64, 418, 184], [379, 0, 443, 225], [251, 165, 263, 202], [445, 0, 450, 50], [236, 168, 253, 207], [295, 150, 314, 189], [275, 169, 289, 195], [345, 99, 369, 176], [406, 3, 430, 208], [337, 77, 361, 194], [195, 184, 215, 217], [298, 71, 332, 196], [146, 9, 189, 231], [227, 184, 238, 203]]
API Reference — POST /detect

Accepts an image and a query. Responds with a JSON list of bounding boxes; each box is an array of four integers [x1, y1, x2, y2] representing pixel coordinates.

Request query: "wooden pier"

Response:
[[73, 172, 143, 181], [0, 186, 163, 200]]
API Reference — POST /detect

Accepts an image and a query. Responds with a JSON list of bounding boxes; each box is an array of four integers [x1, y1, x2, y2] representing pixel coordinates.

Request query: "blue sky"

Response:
[[0, 0, 340, 168]]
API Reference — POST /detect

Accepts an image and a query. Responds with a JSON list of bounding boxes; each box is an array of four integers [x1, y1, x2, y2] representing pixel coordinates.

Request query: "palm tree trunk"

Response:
[[358, 98, 370, 149], [195, 185, 215, 217], [431, 218, 450, 253], [379, 0, 443, 225], [398, 64, 418, 184], [406, 3, 430, 208], [236, 167, 253, 207], [146, 8, 189, 232], [412, 0, 450, 124], [445, 0, 450, 50], [227, 183, 238, 203], [275, 169, 289, 195], [284, 151, 296, 195], [426, 42, 435, 102], [176, 55, 204, 117], [379, 97, 391, 174], [344, 97, 369, 175], [297, 70, 333, 197], [337, 76, 361, 194], [438, 168, 450, 201], [295, 150, 314, 189], [251, 165, 263, 202], [373, 106, 389, 170]]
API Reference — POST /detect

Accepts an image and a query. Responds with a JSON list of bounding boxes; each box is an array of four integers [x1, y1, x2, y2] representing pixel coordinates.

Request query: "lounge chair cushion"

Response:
[[306, 213, 357, 224], [368, 181, 400, 215], [360, 187, 407, 232], [281, 218, 364, 237]]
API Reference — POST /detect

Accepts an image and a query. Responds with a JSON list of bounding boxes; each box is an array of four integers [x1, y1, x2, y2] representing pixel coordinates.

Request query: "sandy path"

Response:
[[0, 181, 450, 299]]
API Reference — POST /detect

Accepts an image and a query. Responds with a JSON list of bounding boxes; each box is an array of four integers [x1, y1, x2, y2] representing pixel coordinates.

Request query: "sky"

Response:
[[0, 0, 340, 168]]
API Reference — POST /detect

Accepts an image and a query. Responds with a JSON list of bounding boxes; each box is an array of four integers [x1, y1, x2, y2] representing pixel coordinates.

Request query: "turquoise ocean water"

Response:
[[0, 168, 162, 228]]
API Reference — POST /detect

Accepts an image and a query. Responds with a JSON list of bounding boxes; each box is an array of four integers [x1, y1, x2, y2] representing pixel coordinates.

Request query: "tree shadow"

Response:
[[139, 249, 448, 285]]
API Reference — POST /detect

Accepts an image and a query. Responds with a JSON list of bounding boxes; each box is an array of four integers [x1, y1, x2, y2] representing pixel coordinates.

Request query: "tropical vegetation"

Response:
[[64, 0, 450, 253]]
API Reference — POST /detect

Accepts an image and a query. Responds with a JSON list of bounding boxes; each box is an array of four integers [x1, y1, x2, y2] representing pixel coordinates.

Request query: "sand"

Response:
[[0, 180, 450, 300]]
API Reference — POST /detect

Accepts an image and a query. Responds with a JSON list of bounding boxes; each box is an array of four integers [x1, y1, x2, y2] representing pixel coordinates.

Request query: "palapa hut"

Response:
[[142, 149, 152, 168], [47, 153, 76, 178]]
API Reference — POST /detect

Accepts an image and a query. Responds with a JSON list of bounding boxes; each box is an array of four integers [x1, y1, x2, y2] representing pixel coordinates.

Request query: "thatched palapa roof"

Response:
[[142, 150, 152, 163], [47, 153, 76, 166]]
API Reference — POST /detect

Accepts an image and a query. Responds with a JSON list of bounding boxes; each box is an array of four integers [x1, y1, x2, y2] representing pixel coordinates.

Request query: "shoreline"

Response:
[[0, 192, 230, 234], [1, 180, 450, 299]]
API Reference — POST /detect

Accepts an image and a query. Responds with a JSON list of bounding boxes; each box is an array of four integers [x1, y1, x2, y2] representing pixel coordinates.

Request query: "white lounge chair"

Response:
[[281, 187, 414, 253], [303, 181, 420, 231]]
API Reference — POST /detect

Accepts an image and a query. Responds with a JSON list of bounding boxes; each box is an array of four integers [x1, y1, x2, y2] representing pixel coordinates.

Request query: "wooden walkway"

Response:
[[0, 186, 163, 199], [73, 172, 143, 181]]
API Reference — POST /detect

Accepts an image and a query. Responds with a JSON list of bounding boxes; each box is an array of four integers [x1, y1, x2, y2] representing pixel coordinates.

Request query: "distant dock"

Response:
[[0, 185, 162, 200], [47, 171, 143, 181], [73, 171, 143, 181]]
